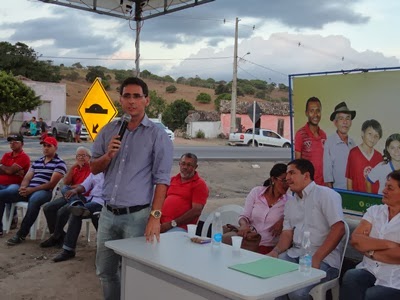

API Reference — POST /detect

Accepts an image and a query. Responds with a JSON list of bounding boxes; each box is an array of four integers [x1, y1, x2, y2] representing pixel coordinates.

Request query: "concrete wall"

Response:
[[220, 114, 291, 140], [5, 81, 66, 135], [186, 121, 222, 138]]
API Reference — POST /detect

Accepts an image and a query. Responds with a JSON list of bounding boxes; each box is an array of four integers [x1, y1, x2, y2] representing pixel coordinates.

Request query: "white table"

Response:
[[105, 232, 326, 300]]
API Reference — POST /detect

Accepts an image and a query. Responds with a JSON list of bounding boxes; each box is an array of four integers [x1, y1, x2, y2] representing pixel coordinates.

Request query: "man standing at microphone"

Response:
[[91, 77, 173, 300]]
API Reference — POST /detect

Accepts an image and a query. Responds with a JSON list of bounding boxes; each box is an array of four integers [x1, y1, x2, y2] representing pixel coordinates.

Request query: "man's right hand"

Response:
[[106, 135, 121, 159], [64, 189, 78, 200]]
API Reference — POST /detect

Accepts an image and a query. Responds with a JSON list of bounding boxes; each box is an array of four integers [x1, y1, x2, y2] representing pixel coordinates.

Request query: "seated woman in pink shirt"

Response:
[[237, 163, 290, 254]]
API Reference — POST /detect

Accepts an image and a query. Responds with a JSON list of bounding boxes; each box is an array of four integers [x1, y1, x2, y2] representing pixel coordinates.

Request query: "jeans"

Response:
[[0, 184, 20, 231], [43, 186, 82, 238], [96, 205, 151, 300], [17, 190, 53, 237], [340, 268, 400, 300], [63, 201, 102, 251], [275, 252, 339, 300]]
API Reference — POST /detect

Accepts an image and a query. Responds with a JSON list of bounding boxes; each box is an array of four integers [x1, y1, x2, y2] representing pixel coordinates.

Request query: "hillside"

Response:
[[63, 73, 288, 115]]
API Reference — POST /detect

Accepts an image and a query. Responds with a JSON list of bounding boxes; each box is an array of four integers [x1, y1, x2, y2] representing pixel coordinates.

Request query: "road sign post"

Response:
[[78, 78, 118, 141]]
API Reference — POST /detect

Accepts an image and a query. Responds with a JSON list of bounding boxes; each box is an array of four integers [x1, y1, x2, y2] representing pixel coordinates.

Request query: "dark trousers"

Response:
[[63, 201, 102, 251], [340, 268, 400, 300], [43, 197, 70, 239], [43, 185, 82, 239]]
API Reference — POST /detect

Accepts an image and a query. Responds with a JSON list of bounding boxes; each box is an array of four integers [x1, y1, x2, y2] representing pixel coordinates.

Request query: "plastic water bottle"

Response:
[[299, 231, 312, 275], [212, 212, 223, 247]]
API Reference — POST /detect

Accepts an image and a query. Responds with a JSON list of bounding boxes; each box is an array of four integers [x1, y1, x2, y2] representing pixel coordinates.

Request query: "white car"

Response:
[[149, 118, 175, 141], [229, 128, 291, 147]]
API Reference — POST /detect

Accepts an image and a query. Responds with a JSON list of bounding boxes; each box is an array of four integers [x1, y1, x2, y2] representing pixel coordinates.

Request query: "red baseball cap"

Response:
[[40, 136, 58, 147]]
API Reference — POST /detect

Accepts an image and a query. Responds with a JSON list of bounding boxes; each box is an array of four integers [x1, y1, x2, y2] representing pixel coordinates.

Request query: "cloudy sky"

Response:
[[0, 0, 399, 83]]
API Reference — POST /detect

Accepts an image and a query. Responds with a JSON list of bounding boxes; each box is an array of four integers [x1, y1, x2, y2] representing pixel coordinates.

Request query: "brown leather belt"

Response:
[[106, 204, 149, 216]]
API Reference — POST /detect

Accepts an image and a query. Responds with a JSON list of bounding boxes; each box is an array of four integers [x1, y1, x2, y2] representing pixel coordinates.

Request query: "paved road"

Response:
[[2, 138, 292, 162]]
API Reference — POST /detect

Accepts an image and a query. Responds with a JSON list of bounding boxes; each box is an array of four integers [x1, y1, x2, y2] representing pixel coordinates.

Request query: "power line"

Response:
[[40, 55, 231, 61], [237, 65, 259, 79], [241, 58, 288, 77]]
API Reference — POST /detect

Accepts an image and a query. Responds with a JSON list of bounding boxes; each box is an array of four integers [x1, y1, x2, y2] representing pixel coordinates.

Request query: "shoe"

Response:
[[53, 250, 75, 263], [40, 236, 61, 248], [69, 204, 90, 217], [6, 235, 25, 246], [10, 215, 18, 230], [0, 230, 3, 237]]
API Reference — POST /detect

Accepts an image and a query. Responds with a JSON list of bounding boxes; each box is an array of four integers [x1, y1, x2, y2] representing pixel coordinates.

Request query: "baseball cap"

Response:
[[40, 136, 58, 147], [7, 135, 24, 143]]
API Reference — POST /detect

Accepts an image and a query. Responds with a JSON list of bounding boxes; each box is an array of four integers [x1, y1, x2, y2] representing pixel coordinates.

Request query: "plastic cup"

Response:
[[231, 236, 243, 250], [187, 224, 197, 238]]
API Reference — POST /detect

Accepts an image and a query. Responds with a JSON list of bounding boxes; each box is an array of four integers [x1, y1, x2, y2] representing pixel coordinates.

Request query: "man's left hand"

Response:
[[145, 217, 161, 243]]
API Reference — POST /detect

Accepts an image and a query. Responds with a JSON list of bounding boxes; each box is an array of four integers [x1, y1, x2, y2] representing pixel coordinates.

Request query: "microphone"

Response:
[[117, 114, 131, 141]]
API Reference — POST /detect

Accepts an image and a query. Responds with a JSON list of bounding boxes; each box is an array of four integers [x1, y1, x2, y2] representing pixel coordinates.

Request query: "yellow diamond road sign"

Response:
[[78, 78, 118, 141]]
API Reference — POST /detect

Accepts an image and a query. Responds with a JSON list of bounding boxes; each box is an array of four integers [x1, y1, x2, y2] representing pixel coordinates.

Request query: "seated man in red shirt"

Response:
[[160, 153, 209, 233], [0, 135, 31, 236]]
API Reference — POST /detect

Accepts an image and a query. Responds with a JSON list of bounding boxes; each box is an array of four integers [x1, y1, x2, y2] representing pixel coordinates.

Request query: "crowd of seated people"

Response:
[[0, 133, 398, 300]]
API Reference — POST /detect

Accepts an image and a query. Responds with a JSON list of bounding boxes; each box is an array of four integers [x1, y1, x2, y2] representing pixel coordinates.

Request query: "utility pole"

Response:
[[230, 17, 239, 134]]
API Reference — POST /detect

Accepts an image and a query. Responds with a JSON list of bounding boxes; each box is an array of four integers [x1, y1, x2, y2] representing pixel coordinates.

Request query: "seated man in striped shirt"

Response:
[[6, 136, 67, 246]]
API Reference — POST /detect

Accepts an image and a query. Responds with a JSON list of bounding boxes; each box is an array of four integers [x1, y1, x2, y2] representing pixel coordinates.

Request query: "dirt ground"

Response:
[[0, 137, 280, 300]]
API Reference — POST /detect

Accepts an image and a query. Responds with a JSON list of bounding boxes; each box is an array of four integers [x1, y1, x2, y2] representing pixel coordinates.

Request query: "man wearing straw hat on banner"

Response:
[[323, 101, 356, 189]]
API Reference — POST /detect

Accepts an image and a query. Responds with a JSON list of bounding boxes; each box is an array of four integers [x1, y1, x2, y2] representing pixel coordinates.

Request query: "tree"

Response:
[[176, 76, 186, 84], [64, 71, 80, 81], [86, 66, 106, 83], [0, 71, 42, 136], [215, 83, 230, 95], [162, 99, 194, 131], [140, 70, 152, 78], [72, 62, 83, 69], [114, 69, 132, 84], [165, 85, 177, 93], [146, 90, 167, 118], [162, 75, 175, 83], [196, 92, 212, 104], [214, 93, 231, 110], [278, 83, 289, 91], [0, 42, 61, 82]]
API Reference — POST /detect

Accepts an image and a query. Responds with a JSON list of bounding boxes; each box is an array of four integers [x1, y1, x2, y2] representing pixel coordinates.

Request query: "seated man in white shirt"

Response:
[[268, 159, 345, 300]]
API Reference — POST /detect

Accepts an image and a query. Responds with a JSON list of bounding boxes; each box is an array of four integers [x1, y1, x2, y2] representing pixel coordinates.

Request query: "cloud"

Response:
[[166, 33, 399, 83], [2, 9, 125, 56], [138, 0, 370, 47]]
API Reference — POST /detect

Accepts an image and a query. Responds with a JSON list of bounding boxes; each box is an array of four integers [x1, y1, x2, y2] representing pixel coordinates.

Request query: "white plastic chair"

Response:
[[40, 185, 94, 242], [5, 181, 62, 240], [309, 221, 350, 300], [201, 204, 244, 237]]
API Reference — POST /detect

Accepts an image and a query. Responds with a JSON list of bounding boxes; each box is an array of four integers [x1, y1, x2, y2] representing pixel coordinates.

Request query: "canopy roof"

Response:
[[39, 0, 214, 20]]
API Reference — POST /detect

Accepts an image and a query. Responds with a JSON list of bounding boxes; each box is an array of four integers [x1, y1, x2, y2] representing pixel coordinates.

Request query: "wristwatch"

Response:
[[171, 220, 177, 227], [150, 209, 162, 219], [367, 250, 375, 259]]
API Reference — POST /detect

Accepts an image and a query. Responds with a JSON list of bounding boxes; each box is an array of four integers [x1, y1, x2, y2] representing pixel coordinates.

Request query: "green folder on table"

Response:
[[229, 258, 299, 279]]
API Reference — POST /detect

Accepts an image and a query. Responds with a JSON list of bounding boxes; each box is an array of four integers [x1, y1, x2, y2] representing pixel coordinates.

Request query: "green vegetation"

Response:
[[162, 99, 195, 131], [195, 129, 205, 139], [196, 92, 212, 104], [0, 41, 61, 82], [63, 70, 80, 81], [165, 85, 177, 93], [146, 90, 167, 118], [0, 71, 42, 136], [214, 93, 231, 110], [140, 69, 175, 83], [85, 66, 111, 90]]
